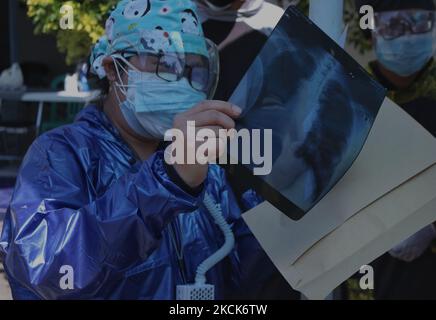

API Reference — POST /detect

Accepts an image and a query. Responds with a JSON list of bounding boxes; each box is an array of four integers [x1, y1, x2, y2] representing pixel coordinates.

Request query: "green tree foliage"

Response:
[[25, 0, 117, 65], [25, 0, 371, 65]]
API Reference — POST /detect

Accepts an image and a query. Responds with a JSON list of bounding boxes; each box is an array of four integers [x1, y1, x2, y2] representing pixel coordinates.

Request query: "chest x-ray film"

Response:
[[227, 6, 386, 220]]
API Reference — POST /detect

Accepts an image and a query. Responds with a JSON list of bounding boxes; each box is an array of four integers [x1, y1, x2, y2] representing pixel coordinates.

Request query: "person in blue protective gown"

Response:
[[0, 0, 287, 300]]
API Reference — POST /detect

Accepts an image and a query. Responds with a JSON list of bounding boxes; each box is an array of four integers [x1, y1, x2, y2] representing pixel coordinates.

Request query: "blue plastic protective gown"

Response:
[[0, 105, 275, 300]]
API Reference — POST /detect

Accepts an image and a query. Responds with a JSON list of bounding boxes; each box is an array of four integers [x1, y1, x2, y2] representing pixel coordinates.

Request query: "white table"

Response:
[[0, 90, 100, 161], [0, 89, 101, 135], [21, 90, 101, 135]]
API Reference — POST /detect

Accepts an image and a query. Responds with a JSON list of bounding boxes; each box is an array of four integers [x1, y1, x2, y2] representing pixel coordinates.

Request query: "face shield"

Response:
[[372, 9, 436, 76], [107, 31, 220, 139], [110, 31, 219, 99]]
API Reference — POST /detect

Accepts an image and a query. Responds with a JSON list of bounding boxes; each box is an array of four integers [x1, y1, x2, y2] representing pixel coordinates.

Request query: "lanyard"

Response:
[[168, 220, 188, 284]]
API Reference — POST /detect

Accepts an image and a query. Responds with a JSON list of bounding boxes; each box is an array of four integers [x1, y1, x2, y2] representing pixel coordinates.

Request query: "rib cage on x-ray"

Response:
[[229, 7, 385, 216]]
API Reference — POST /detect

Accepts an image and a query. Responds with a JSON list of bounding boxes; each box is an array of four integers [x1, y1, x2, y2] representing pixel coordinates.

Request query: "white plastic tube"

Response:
[[195, 193, 235, 285]]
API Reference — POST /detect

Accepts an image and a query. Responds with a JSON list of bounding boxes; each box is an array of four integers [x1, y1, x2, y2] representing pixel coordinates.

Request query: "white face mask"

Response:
[[112, 56, 206, 139]]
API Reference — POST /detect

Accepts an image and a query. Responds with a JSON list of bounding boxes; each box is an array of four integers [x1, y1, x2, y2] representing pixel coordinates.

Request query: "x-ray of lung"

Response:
[[227, 6, 386, 220]]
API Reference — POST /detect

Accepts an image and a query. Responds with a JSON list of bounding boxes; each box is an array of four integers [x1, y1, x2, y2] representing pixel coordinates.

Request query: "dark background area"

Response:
[[1, 1, 71, 85], [1, 1, 10, 72], [0, 1, 75, 126]]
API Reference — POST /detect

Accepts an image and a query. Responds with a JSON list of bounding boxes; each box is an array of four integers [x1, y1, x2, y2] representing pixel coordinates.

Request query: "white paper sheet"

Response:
[[243, 98, 436, 265], [290, 164, 436, 299]]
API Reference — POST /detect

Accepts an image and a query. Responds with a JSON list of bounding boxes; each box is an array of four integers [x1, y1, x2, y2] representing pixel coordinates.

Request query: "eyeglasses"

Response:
[[375, 10, 435, 40], [117, 51, 211, 94], [152, 52, 211, 93]]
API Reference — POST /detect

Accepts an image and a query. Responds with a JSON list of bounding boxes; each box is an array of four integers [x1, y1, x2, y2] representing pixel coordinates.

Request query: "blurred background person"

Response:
[[195, 0, 284, 101], [356, 0, 436, 300]]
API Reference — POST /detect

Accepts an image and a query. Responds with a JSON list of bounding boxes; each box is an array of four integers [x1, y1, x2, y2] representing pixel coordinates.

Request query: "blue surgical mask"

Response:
[[128, 70, 206, 113], [375, 33, 434, 77], [114, 62, 206, 139]]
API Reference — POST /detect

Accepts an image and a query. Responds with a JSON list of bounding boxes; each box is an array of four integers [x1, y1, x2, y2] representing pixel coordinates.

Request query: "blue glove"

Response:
[[389, 224, 436, 262]]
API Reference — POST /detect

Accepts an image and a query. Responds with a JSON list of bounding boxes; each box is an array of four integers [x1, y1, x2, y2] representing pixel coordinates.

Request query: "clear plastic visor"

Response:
[[112, 37, 219, 98]]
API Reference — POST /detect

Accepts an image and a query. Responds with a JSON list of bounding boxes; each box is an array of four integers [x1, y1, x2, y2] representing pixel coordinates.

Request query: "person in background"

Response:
[[356, 0, 436, 300], [195, 0, 284, 101]]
